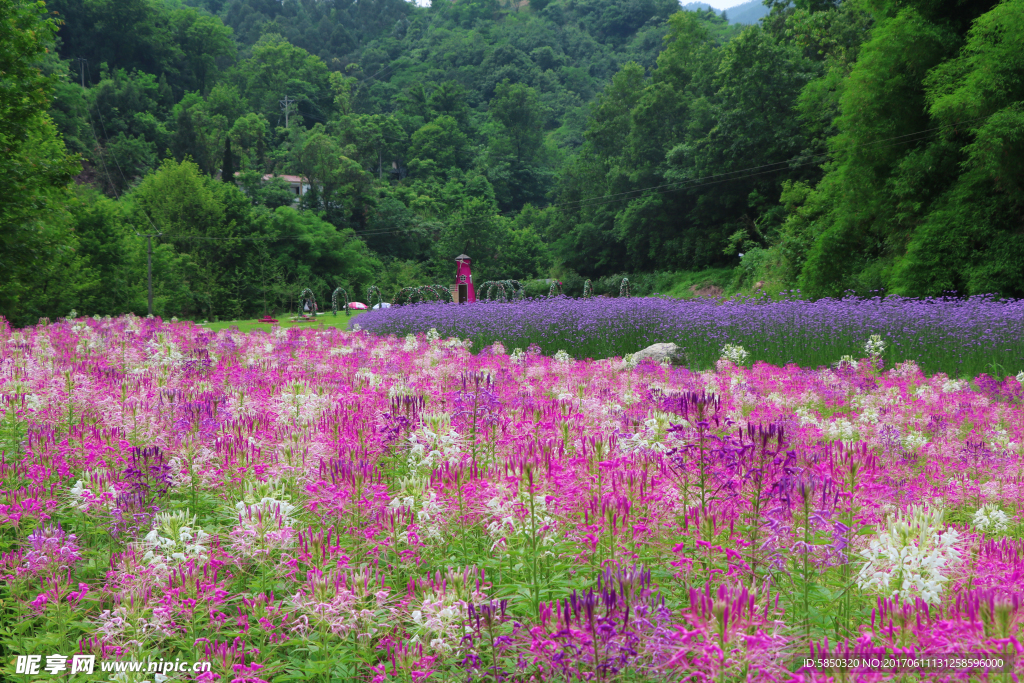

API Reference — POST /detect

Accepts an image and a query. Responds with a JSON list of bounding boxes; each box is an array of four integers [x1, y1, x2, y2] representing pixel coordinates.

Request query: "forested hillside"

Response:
[[1, 0, 1022, 324]]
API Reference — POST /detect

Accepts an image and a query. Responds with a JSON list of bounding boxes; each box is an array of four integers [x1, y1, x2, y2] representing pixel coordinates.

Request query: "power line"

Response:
[[83, 61, 163, 236], [154, 112, 986, 245], [280, 95, 296, 128], [75, 51, 991, 250]]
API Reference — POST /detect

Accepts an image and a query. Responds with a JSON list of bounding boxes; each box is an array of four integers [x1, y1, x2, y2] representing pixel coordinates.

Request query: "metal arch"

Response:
[[393, 287, 422, 306], [367, 286, 385, 310], [331, 287, 350, 317]]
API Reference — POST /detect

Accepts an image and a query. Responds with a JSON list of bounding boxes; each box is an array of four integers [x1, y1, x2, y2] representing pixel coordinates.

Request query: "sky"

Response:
[[696, 0, 754, 10], [407, 0, 752, 12]]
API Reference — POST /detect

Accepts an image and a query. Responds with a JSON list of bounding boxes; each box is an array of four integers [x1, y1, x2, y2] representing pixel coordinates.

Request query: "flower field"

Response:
[[1, 314, 1023, 682], [351, 295, 1024, 378]]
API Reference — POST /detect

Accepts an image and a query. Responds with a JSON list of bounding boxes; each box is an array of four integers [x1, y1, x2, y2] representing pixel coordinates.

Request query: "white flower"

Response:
[[510, 348, 526, 364], [403, 334, 419, 351], [719, 344, 749, 365], [902, 432, 928, 452], [856, 504, 961, 605], [973, 504, 1009, 535], [352, 323, 362, 332], [836, 354, 857, 369], [491, 341, 506, 355], [859, 407, 880, 424], [865, 334, 886, 358], [941, 378, 966, 392], [441, 337, 472, 350], [622, 353, 639, 370], [553, 349, 572, 364], [824, 418, 856, 442], [139, 510, 211, 571], [890, 361, 922, 378], [355, 369, 383, 388], [795, 406, 819, 427], [1016, 371, 1024, 384], [426, 328, 441, 343]]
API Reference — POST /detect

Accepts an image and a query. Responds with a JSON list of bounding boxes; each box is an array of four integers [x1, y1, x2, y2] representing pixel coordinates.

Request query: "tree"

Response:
[[233, 33, 332, 125], [222, 136, 235, 182], [795, 8, 955, 296], [171, 7, 236, 94], [296, 126, 376, 228], [0, 0, 81, 321], [486, 79, 552, 210], [250, 206, 383, 307], [229, 113, 269, 171], [129, 158, 246, 317], [410, 116, 471, 173], [170, 93, 229, 176], [890, 0, 1024, 296]]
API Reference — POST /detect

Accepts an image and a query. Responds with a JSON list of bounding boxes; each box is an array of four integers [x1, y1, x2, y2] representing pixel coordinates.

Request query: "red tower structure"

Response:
[[451, 254, 476, 303]]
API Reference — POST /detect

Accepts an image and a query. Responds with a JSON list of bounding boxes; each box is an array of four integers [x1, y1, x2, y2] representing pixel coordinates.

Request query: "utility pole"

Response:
[[77, 57, 87, 89], [280, 95, 296, 128], [136, 232, 161, 316]]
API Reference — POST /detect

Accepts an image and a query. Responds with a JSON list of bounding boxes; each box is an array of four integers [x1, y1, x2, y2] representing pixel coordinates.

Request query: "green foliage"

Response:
[[5, 0, 1022, 323], [0, 0, 81, 323]]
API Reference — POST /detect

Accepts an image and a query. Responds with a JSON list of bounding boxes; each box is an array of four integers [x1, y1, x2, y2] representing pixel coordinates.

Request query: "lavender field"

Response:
[[1, 313, 1023, 682], [351, 295, 1024, 378]]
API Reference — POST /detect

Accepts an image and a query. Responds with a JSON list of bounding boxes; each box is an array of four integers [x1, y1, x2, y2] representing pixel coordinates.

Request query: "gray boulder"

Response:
[[630, 342, 688, 367]]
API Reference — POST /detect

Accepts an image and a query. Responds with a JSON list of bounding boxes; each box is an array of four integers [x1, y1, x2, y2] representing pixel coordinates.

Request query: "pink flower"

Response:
[[30, 593, 49, 612]]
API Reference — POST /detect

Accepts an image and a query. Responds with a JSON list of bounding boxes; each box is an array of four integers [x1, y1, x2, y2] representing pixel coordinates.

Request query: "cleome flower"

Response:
[[855, 504, 961, 605], [406, 425, 464, 471], [836, 354, 858, 369], [719, 343, 749, 365], [865, 334, 886, 359], [972, 504, 1009, 535], [140, 510, 211, 571], [20, 523, 82, 577]]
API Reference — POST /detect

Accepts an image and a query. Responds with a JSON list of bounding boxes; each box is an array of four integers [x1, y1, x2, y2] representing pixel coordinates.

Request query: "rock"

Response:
[[630, 342, 688, 367]]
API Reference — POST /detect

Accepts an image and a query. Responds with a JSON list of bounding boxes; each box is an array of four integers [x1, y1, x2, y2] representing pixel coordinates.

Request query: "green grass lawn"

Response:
[[197, 310, 366, 333]]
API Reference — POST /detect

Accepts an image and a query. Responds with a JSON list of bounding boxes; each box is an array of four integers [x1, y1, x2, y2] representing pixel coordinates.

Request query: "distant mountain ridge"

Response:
[[679, 0, 771, 25]]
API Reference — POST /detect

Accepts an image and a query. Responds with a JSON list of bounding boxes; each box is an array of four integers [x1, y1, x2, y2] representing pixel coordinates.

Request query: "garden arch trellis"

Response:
[[420, 284, 453, 303], [478, 280, 525, 302], [367, 286, 385, 310], [393, 287, 421, 306], [393, 285, 453, 306], [331, 287, 350, 317]]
